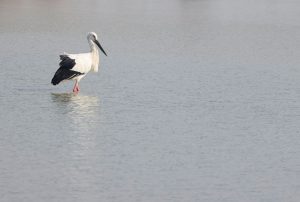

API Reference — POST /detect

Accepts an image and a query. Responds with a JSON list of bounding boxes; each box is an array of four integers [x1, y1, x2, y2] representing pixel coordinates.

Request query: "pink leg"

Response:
[[73, 81, 79, 93]]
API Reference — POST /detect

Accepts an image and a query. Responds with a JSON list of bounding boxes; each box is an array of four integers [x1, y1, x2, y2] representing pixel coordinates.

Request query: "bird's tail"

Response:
[[51, 79, 59, 85], [51, 76, 60, 85], [51, 69, 63, 85], [51, 68, 83, 85]]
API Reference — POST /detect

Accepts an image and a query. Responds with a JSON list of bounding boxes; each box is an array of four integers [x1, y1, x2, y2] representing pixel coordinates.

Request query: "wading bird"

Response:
[[51, 32, 107, 92]]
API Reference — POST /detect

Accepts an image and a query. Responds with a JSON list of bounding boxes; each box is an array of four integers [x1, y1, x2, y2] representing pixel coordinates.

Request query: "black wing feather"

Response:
[[59, 55, 76, 69], [51, 55, 84, 85]]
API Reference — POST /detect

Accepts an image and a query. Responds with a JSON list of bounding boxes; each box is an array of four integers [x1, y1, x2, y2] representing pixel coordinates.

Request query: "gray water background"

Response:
[[0, 0, 300, 201]]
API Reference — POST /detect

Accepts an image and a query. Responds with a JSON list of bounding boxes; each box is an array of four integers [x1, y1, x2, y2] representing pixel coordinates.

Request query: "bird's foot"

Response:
[[73, 86, 80, 93]]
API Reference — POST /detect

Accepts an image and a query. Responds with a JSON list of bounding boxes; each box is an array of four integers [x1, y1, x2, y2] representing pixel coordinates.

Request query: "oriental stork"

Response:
[[51, 32, 107, 92]]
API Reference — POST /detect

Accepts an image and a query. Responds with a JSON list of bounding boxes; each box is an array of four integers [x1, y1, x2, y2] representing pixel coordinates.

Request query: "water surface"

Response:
[[0, 0, 300, 201]]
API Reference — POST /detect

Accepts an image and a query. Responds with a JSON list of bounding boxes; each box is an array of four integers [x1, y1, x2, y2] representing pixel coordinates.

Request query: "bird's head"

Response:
[[87, 32, 98, 40], [87, 32, 107, 56]]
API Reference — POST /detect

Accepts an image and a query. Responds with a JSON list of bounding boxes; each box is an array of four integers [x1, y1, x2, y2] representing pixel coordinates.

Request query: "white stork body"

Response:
[[51, 32, 107, 92]]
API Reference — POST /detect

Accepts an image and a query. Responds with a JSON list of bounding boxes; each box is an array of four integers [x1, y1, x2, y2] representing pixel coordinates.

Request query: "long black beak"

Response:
[[94, 39, 107, 56]]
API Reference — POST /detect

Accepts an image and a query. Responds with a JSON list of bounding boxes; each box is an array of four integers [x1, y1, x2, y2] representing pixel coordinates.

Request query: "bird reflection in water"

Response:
[[50, 93, 100, 186], [51, 93, 100, 133]]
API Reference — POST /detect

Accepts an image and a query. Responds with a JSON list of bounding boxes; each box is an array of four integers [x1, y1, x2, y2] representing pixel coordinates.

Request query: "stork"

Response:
[[51, 32, 107, 93]]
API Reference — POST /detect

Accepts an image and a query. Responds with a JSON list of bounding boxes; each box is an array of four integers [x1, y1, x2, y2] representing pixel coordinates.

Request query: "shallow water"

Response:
[[0, 0, 300, 201]]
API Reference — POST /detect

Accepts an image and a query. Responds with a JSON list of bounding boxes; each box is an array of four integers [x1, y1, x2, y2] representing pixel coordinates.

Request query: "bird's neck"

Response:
[[89, 40, 97, 51], [90, 44, 100, 72], [90, 45, 98, 53]]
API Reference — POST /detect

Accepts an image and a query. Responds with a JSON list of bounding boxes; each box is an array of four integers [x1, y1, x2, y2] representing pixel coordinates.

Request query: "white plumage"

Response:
[[51, 32, 107, 92]]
